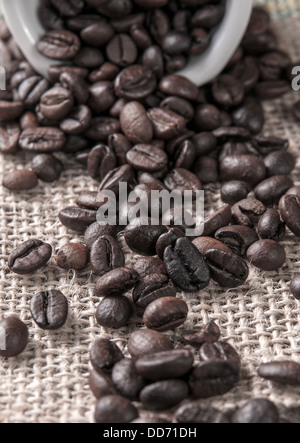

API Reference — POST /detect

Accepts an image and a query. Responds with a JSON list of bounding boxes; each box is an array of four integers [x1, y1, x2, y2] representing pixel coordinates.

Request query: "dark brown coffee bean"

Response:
[[191, 132, 217, 157], [89, 62, 120, 83], [96, 295, 133, 329], [112, 358, 146, 401], [232, 198, 266, 228], [30, 290, 68, 330], [115, 65, 157, 100], [189, 361, 240, 399], [128, 329, 173, 358], [89, 369, 117, 399], [252, 135, 289, 155], [99, 164, 135, 196], [0, 101, 23, 122], [290, 275, 300, 300], [88, 81, 116, 113], [56, 243, 89, 271], [95, 267, 140, 297], [257, 209, 286, 242], [120, 101, 153, 144], [49, 0, 84, 17], [60, 71, 90, 104], [232, 398, 279, 424], [136, 349, 193, 381], [205, 249, 249, 288], [96, 0, 133, 19], [37, 30, 81, 60], [18, 75, 50, 108], [81, 22, 115, 47], [3, 169, 38, 191], [143, 297, 188, 332], [108, 133, 132, 165], [255, 80, 291, 100], [220, 155, 266, 188], [258, 361, 300, 385], [8, 239, 52, 275], [232, 97, 264, 135], [87, 144, 117, 182], [202, 205, 232, 237], [32, 154, 63, 183], [19, 127, 66, 153], [183, 321, 221, 347], [194, 104, 221, 131], [212, 74, 244, 108], [126, 144, 168, 172], [246, 240, 286, 271], [85, 117, 121, 141], [0, 317, 29, 358], [264, 150, 296, 177], [125, 219, 168, 256], [134, 257, 166, 279], [60, 105, 92, 135], [0, 122, 20, 155], [155, 227, 185, 259], [230, 56, 260, 92], [161, 96, 194, 121], [90, 338, 123, 375], [95, 395, 138, 423], [76, 191, 108, 210], [148, 107, 186, 140], [140, 379, 189, 411], [192, 237, 232, 256], [193, 156, 218, 184], [215, 225, 259, 257], [90, 235, 125, 277], [164, 168, 202, 197], [40, 86, 74, 120], [159, 75, 199, 101], [133, 274, 177, 309], [84, 222, 119, 250], [199, 341, 241, 365], [221, 181, 250, 206], [175, 401, 229, 424], [111, 13, 145, 32], [279, 194, 300, 237], [73, 46, 104, 69], [142, 45, 164, 79], [106, 34, 138, 67], [59, 207, 97, 233], [161, 31, 191, 55]]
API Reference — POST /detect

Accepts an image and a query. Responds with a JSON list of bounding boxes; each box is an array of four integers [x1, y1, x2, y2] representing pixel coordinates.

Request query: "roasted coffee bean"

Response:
[[194, 104, 221, 131], [115, 65, 157, 100], [96, 295, 133, 329], [230, 56, 260, 92], [126, 144, 168, 172], [232, 97, 264, 135], [108, 133, 132, 165], [192, 4, 225, 28], [286, 185, 300, 199], [143, 296, 188, 332], [159, 75, 199, 101], [199, 341, 241, 365], [0, 101, 23, 122], [19, 127, 66, 153], [125, 219, 167, 256], [8, 239, 52, 275], [95, 395, 138, 424], [252, 135, 289, 155], [255, 80, 291, 100], [212, 74, 244, 108], [74, 46, 104, 69], [134, 257, 166, 279], [218, 142, 252, 161], [189, 360, 240, 399], [164, 168, 202, 197], [87, 144, 117, 182], [84, 223, 119, 250], [246, 240, 286, 271], [258, 361, 300, 385], [88, 82, 116, 113], [111, 13, 146, 33], [232, 198, 266, 228], [175, 401, 229, 424], [136, 349, 193, 381], [140, 379, 189, 411], [31, 154, 63, 183], [164, 238, 210, 292], [215, 225, 259, 257], [30, 290, 68, 330], [290, 275, 300, 300], [133, 274, 177, 309], [90, 339, 123, 375], [60, 105, 92, 135], [193, 156, 218, 184], [232, 398, 279, 424], [99, 164, 135, 196], [148, 107, 186, 141], [37, 30, 81, 60], [257, 209, 286, 241], [128, 329, 173, 358], [89, 62, 120, 83], [220, 155, 266, 188], [205, 249, 249, 288], [146, 8, 170, 41], [112, 358, 146, 400], [81, 22, 115, 47], [48, 64, 88, 82], [18, 75, 50, 108], [120, 102, 153, 144], [183, 321, 221, 347], [161, 31, 191, 55], [0, 316, 29, 358], [85, 117, 121, 141], [90, 235, 125, 277], [142, 45, 164, 79], [264, 150, 296, 177], [59, 207, 97, 233], [96, 0, 133, 19], [191, 132, 217, 157], [130, 24, 152, 49], [106, 34, 138, 67], [213, 126, 251, 142], [161, 96, 194, 121], [221, 181, 250, 206], [202, 205, 232, 237], [40, 86, 74, 120], [156, 227, 185, 259], [49, 0, 84, 17], [192, 237, 232, 257], [279, 194, 300, 237], [95, 267, 140, 297], [89, 369, 117, 399], [60, 71, 90, 104], [56, 243, 89, 271], [3, 169, 38, 192], [0, 122, 20, 155]]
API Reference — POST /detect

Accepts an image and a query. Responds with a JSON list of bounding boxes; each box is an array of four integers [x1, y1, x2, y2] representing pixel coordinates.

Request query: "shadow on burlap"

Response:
[[0, 17, 300, 423]]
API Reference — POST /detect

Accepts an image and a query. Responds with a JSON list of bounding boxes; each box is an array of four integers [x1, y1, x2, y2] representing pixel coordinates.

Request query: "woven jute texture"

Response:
[[1, 16, 300, 424]]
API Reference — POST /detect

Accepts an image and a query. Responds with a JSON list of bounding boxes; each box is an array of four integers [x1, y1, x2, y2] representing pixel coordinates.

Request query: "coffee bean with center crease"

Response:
[[90, 338, 124, 375], [232, 198, 266, 228], [192, 237, 232, 257], [252, 135, 289, 155], [56, 243, 89, 271], [125, 218, 168, 256], [232, 96, 264, 135], [159, 75, 199, 101], [126, 144, 168, 173], [215, 225, 259, 257], [60, 105, 92, 135], [258, 361, 300, 385], [85, 117, 121, 141], [0, 101, 23, 121], [133, 273, 177, 309], [59, 206, 97, 233], [199, 341, 241, 365], [279, 194, 300, 237], [39, 86, 74, 120], [30, 290, 68, 330], [205, 249, 249, 288], [212, 74, 245, 108], [147, 108, 186, 140], [164, 168, 202, 198], [202, 205, 232, 237], [84, 222, 119, 250], [143, 296, 188, 332], [99, 164, 135, 196], [164, 238, 210, 292], [135, 349, 194, 381], [90, 235, 125, 277], [183, 321, 221, 347], [140, 379, 189, 411], [257, 208, 286, 241], [95, 267, 140, 297], [95, 395, 138, 424], [19, 127, 66, 153], [18, 75, 50, 108], [114, 65, 157, 100], [221, 181, 251, 206], [175, 401, 230, 424], [0, 122, 20, 155], [37, 30, 81, 60], [232, 398, 279, 424], [220, 155, 266, 188], [96, 295, 133, 329], [128, 329, 173, 358], [87, 144, 117, 182], [189, 360, 240, 399], [120, 101, 153, 144], [112, 358, 146, 401], [155, 227, 185, 259], [264, 150, 296, 177], [246, 240, 286, 271], [161, 96, 194, 121], [0, 316, 29, 358], [3, 169, 38, 191], [8, 239, 52, 275], [32, 154, 63, 183], [106, 34, 138, 67], [108, 133, 131, 165]]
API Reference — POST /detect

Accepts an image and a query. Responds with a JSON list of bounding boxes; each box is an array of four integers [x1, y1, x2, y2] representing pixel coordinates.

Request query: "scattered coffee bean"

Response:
[[257, 209, 286, 241], [254, 175, 294, 206], [232, 398, 279, 424], [290, 275, 300, 300], [127, 329, 173, 358], [96, 295, 133, 329], [8, 239, 52, 275], [56, 243, 89, 271], [202, 205, 232, 237], [84, 222, 119, 250], [59, 206, 97, 233], [199, 341, 241, 365], [0, 316, 29, 358], [95, 268, 140, 298], [220, 155, 266, 188], [90, 339, 123, 375], [192, 237, 232, 256], [3, 169, 38, 191], [133, 274, 177, 309], [31, 154, 63, 183], [30, 290, 68, 330], [94, 395, 138, 423], [125, 218, 167, 256], [112, 358, 146, 400], [143, 296, 188, 332], [206, 249, 249, 288], [221, 181, 251, 206], [246, 240, 286, 271], [232, 198, 266, 228], [215, 225, 259, 257], [89, 369, 117, 400], [90, 235, 124, 277], [183, 321, 221, 347], [279, 194, 300, 237], [140, 379, 189, 411], [258, 361, 300, 385]]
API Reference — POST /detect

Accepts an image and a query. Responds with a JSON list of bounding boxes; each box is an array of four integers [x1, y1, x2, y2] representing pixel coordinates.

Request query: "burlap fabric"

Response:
[[1, 4, 300, 424]]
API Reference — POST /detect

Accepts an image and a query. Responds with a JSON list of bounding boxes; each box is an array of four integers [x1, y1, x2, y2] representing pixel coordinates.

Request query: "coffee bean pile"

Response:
[[1, 1, 300, 423]]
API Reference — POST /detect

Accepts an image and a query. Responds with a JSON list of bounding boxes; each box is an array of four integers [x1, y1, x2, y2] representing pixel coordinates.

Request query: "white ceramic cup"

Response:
[[0, 0, 253, 86]]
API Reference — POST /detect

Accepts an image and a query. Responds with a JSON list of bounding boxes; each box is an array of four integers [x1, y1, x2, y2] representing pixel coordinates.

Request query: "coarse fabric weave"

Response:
[[1, 4, 300, 424]]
